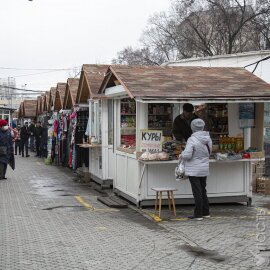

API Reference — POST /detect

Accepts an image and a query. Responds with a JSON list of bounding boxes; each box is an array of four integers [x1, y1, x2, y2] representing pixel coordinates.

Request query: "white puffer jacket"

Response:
[[181, 131, 212, 177]]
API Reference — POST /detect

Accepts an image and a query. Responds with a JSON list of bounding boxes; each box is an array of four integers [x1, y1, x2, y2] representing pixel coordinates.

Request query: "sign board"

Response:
[[239, 103, 255, 128], [140, 129, 163, 152]]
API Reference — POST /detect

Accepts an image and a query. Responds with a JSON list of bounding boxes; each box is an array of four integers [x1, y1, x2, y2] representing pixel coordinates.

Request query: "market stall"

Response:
[[39, 91, 52, 158], [19, 99, 37, 124], [98, 65, 270, 207], [46, 87, 57, 163], [63, 78, 80, 168], [76, 64, 113, 186]]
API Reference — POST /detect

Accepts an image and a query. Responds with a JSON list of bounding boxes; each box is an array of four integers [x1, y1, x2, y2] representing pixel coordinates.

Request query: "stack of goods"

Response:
[[213, 147, 264, 161], [214, 152, 242, 161], [148, 104, 173, 136], [218, 136, 244, 153], [121, 99, 136, 148], [162, 141, 183, 160], [139, 151, 169, 161], [256, 177, 270, 195], [121, 137, 136, 149]]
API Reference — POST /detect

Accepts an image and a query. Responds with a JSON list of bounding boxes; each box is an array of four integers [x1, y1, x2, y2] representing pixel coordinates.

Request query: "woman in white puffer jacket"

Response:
[[181, 118, 212, 221]]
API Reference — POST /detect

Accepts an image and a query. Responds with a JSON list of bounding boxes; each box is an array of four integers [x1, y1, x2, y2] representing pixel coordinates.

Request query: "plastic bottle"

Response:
[[231, 137, 236, 152], [227, 136, 232, 151], [223, 135, 228, 151], [219, 135, 224, 152], [235, 137, 244, 153]]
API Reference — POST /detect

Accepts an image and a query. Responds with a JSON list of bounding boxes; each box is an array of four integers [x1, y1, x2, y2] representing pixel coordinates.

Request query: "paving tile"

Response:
[[0, 154, 270, 269]]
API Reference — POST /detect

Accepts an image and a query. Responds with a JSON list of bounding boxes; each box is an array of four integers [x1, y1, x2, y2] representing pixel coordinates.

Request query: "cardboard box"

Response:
[[83, 172, 91, 183], [256, 177, 270, 195], [249, 151, 265, 159]]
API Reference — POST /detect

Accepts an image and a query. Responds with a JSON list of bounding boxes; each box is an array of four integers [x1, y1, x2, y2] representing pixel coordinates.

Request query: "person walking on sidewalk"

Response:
[[20, 122, 30, 157], [14, 127, 22, 155], [34, 121, 43, 157], [29, 120, 36, 151], [0, 120, 13, 180], [181, 119, 212, 221]]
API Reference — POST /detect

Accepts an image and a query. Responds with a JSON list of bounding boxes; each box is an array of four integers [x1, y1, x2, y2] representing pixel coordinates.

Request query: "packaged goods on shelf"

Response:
[[162, 141, 183, 160], [148, 104, 173, 137], [120, 98, 136, 148]]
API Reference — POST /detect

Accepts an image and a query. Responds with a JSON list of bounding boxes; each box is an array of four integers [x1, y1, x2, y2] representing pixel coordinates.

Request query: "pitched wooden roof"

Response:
[[76, 64, 108, 104], [12, 111, 18, 119], [49, 87, 56, 111], [54, 83, 66, 111], [18, 102, 24, 118], [99, 65, 270, 101], [23, 99, 37, 118], [36, 96, 42, 116], [44, 91, 50, 112], [63, 78, 79, 109]]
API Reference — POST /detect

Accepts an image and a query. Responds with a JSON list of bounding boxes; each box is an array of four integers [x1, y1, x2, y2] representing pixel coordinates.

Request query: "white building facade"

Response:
[[163, 50, 270, 83]]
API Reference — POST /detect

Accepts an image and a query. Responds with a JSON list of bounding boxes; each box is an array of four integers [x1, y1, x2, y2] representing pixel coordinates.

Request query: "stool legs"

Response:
[[167, 191, 171, 211], [159, 191, 162, 218], [153, 190, 176, 218], [155, 192, 158, 213]]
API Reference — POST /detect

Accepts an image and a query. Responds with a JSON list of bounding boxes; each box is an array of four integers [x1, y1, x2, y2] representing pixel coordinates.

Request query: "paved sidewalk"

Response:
[[0, 155, 269, 269]]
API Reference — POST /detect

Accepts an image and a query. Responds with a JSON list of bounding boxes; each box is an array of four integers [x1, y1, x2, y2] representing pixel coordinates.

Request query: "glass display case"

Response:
[[207, 103, 228, 145], [148, 104, 173, 137], [90, 101, 102, 144], [120, 98, 136, 147]]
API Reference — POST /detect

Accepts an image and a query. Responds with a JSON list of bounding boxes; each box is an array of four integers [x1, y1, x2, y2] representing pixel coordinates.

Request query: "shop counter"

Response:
[[77, 143, 102, 148], [114, 150, 263, 207], [88, 145, 114, 187]]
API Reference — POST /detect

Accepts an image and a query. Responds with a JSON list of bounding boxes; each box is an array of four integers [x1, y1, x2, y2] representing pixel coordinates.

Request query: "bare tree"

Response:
[[112, 46, 164, 66], [113, 0, 270, 64]]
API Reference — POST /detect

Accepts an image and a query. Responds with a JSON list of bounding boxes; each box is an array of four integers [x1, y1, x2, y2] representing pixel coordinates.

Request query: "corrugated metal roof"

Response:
[[99, 65, 270, 101]]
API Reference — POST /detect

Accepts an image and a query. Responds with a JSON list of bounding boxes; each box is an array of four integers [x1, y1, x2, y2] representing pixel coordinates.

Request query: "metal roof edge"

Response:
[[162, 50, 270, 66]]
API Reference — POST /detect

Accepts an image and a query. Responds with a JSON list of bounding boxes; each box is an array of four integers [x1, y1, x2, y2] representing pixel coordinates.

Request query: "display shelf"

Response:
[[138, 158, 265, 164], [148, 114, 171, 116], [121, 127, 136, 129], [77, 143, 102, 148], [148, 103, 173, 137], [117, 147, 136, 154], [210, 132, 228, 134], [120, 98, 136, 147]]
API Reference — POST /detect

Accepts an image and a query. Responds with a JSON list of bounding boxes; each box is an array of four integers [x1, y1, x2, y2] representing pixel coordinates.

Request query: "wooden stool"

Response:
[[151, 188, 177, 218]]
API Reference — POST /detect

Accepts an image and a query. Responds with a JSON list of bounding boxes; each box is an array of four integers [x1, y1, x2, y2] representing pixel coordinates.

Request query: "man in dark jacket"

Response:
[[29, 120, 35, 151], [0, 120, 13, 180], [173, 103, 198, 142], [20, 122, 30, 157], [34, 121, 43, 157]]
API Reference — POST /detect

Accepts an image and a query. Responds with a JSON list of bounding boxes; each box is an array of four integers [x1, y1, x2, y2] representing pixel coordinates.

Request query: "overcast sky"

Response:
[[0, 0, 171, 93]]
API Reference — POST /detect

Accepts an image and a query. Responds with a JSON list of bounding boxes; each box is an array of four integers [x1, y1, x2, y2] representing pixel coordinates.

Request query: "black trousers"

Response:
[[36, 139, 41, 157], [189, 176, 210, 218], [21, 141, 29, 157], [0, 163, 7, 179], [15, 141, 21, 155]]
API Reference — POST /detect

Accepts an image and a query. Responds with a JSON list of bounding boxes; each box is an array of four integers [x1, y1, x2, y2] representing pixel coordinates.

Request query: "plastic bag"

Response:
[[175, 156, 188, 181]]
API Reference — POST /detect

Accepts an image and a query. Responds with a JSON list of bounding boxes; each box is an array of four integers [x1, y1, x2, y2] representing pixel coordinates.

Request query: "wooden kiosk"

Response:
[[97, 65, 270, 207]]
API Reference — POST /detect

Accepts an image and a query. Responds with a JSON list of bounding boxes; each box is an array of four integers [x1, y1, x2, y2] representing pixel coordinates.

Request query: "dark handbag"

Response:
[[0, 146, 7, 156], [9, 153, 15, 170]]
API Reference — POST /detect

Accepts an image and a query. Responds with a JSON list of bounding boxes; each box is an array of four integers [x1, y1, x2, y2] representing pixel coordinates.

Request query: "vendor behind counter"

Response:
[[172, 103, 198, 142]]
